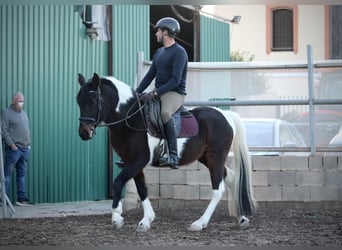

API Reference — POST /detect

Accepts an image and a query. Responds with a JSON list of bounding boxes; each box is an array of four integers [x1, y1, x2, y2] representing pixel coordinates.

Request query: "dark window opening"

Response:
[[329, 5, 342, 59], [149, 6, 197, 61], [272, 8, 293, 51]]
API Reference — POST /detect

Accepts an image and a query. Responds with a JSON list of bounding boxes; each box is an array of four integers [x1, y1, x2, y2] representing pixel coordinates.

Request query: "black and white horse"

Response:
[[76, 73, 257, 232]]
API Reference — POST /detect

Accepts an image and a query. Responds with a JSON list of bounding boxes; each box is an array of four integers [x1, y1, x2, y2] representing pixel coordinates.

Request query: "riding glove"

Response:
[[140, 91, 157, 102]]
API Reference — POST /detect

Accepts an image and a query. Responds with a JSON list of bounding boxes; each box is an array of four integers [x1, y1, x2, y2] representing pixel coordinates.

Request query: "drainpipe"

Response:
[[307, 44, 316, 155], [107, 5, 114, 198]]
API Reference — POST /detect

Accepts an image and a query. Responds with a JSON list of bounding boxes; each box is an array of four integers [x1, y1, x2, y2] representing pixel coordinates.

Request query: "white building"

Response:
[[202, 4, 340, 61]]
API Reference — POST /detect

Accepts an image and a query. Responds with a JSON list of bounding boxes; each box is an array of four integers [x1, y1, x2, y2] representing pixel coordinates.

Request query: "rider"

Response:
[[136, 17, 188, 169]]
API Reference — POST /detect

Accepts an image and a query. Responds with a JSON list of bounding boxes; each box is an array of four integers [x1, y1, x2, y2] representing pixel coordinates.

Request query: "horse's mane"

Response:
[[103, 76, 135, 112]]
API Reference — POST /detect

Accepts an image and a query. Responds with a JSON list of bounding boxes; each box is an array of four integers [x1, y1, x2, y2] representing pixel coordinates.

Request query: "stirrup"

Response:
[[159, 156, 168, 166], [160, 156, 179, 169]]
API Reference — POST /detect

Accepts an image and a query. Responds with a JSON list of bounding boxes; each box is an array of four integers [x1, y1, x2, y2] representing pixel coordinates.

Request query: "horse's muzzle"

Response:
[[78, 123, 95, 140]]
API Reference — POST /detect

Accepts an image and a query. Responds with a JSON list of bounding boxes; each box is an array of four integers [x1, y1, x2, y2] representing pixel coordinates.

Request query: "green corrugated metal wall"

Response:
[[110, 5, 150, 183], [0, 4, 229, 204], [112, 5, 150, 86], [0, 5, 109, 203], [200, 15, 230, 62]]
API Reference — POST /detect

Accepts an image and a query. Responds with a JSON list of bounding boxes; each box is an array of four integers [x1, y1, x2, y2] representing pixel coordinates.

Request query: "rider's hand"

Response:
[[140, 91, 157, 102]]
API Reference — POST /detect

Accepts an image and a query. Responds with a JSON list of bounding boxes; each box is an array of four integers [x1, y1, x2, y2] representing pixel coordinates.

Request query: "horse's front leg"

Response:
[[112, 200, 124, 229], [136, 198, 155, 232], [111, 165, 138, 229], [190, 180, 225, 231], [134, 171, 155, 232], [111, 176, 125, 229]]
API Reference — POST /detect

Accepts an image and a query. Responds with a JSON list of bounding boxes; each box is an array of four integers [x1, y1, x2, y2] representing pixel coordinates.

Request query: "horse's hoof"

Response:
[[238, 216, 250, 229], [189, 222, 203, 231], [136, 217, 151, 232], [112, 217, 124, 229], [136, 222, 150, 233]]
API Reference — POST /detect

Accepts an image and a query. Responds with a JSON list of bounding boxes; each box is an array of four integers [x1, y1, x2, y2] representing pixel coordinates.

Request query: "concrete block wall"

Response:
[[124, 155, 342, 209], [252, 155, 342, 202]]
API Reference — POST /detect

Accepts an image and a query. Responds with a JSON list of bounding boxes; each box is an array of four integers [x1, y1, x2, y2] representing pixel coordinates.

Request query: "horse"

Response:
[[76, 73, 257, 232]]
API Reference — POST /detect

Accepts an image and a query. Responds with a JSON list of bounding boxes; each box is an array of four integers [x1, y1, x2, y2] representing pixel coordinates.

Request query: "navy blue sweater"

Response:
[[136, 43, 188, 96]]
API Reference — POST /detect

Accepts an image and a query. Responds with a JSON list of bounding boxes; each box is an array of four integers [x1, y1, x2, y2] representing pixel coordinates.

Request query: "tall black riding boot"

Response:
[[161, 118, 179, 169]]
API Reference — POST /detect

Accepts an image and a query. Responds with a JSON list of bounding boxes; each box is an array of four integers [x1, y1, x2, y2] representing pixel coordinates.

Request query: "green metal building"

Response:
[[0, 4, 230, 203]]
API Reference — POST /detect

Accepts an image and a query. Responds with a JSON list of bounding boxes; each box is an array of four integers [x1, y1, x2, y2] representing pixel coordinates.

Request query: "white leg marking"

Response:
[[112, 200, 124, 229], [238, 215, 250, 229], [190, 180, 225, 231], [136, 198, 155, 232]]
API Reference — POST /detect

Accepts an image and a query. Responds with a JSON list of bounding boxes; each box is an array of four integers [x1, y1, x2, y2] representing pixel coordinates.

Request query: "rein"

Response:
[[79, 84, 148, 132], [85, 88, 148, 131], [99, 96, 147, 132]]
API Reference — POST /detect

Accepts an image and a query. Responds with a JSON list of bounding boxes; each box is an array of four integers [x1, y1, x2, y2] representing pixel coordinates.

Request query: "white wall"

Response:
[[202, 5, 326, 61], [297, 5, 325, 60]]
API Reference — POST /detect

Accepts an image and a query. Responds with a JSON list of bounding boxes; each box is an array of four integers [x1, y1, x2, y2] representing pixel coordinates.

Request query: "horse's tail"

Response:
[[222, 110, 257, 218]]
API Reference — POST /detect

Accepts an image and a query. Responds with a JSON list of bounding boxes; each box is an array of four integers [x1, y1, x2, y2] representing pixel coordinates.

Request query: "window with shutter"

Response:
[[272, 9, 293, 51], [266, 5, 298, 54]]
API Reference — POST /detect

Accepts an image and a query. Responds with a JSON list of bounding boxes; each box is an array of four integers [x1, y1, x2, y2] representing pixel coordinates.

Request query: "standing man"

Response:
[[1, 92, 33, 206], [136, 17, 188, 169]]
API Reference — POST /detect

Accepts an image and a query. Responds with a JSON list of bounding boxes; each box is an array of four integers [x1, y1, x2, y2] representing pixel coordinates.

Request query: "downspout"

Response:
[[107, 5, 114, 198], [193, 10, 201, 62]]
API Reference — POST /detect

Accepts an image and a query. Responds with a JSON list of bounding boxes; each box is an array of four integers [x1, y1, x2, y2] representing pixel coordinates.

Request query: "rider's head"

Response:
[[154, 17, 180, 41]]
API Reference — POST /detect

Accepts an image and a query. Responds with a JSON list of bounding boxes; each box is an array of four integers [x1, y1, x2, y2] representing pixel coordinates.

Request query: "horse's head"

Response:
[[77, 73, 107, 140]]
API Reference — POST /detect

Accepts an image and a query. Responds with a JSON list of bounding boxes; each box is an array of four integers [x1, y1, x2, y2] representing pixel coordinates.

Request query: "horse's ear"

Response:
[[92, 73, 101, 89], [78, 73, 86, 87]]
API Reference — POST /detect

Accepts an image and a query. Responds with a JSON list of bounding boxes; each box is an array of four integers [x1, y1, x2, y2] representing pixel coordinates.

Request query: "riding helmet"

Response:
[[154, 17, 180, 36]]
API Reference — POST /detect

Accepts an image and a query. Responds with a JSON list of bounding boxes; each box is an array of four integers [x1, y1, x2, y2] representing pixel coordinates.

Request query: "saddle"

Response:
[[143, 97, 199, 139]]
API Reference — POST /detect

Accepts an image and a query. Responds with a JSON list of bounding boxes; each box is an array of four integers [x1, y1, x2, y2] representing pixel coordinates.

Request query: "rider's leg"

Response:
[[159, 91, 185, 169]]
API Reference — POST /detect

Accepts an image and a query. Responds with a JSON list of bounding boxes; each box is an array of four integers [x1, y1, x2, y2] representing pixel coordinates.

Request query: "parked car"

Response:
[[241, 118, 307, 156], [289, 71, 342, 147], [330, 126, 342, 146], [325, 125, 342, 156], [292, 109, 342, 147]]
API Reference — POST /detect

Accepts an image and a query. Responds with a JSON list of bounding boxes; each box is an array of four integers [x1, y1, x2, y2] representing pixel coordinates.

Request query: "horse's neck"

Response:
[[109, 96, 144, 129], [108, 97, 146, 153]]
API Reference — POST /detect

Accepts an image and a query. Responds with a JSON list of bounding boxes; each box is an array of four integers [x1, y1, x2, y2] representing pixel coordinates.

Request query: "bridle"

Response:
[[79, 87, 104, 129], [79, 87, 147, 133]]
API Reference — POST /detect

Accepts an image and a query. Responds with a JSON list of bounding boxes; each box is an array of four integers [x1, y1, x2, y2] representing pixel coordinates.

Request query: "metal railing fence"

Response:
[[137, 45, 342, 155]]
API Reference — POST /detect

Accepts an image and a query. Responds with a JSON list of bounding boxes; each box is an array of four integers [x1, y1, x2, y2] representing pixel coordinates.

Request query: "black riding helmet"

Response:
[[154, 17, 180, 37]]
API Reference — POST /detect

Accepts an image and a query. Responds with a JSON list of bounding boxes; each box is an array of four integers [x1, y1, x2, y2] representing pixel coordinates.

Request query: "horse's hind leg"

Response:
[[225, 165, 250, 229], [134, 171, 155, 232], [189, 146, 228, 231], [189, 179, 225, 231]]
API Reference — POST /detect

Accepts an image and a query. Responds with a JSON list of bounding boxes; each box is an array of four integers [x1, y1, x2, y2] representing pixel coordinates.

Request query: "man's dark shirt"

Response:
[[136, 43, 188, 96]]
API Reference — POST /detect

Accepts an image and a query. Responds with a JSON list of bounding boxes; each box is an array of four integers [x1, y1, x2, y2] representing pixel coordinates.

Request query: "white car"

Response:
[[329, 125, 342, 146], [242, 118, 307, 156], [325, 126, 342, 156]]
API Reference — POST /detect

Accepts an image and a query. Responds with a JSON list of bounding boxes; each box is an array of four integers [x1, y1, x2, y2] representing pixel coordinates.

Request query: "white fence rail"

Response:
[[137, 45, 342, 155]]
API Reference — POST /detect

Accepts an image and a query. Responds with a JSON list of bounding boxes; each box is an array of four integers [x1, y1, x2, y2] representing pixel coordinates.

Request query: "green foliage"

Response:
[[230, 50, 255, 62]]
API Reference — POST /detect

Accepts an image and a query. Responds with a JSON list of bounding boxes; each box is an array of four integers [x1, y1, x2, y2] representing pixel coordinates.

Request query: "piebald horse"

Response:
[[76, 73, 257, 232]]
